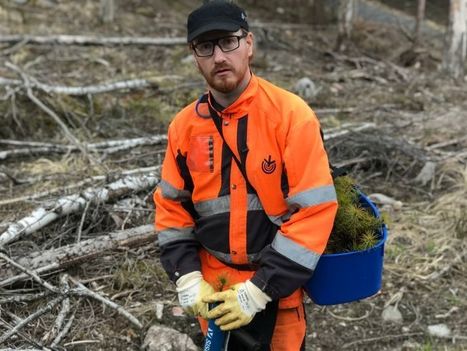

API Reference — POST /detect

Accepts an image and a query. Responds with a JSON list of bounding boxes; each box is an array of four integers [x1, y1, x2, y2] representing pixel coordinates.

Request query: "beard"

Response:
[[200, 64, 246, 94]]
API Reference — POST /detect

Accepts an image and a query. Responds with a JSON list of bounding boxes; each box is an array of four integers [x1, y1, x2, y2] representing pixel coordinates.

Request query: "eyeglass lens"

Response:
[[194, 35, 242, 57]]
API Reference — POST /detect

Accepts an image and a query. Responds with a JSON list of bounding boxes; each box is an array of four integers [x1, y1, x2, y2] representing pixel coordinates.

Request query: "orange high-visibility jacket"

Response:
[[154, 74, 338, 302]]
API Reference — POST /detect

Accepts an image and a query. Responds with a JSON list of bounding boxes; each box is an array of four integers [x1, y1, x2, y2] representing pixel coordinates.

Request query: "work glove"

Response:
[[203, 280, 271, 331], [176, 271, 215, 319]]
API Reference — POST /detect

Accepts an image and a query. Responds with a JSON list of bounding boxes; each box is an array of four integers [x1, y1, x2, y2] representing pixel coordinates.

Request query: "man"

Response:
[[154, 1, 338, 350]]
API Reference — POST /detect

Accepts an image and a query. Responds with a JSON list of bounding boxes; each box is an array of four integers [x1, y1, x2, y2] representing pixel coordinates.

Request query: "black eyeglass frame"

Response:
[[191, 32, 248, 57]]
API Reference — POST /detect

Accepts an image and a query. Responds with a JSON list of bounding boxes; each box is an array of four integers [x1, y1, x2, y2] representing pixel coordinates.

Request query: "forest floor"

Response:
[[0, 0, 466, 350]]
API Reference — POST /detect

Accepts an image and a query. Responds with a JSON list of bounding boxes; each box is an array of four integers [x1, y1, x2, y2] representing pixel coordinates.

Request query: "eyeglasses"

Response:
[[191, 33, 247, 57]]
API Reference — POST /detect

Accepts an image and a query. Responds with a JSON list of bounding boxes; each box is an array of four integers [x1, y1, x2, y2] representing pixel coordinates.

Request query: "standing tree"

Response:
[[413, 0, 426, 48], [442, 0, 466, 79], [100, 0, 115, 23], [336, 0, 356, 51]]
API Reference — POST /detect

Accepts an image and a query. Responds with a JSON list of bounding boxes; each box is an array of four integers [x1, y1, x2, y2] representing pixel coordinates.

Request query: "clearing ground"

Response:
[[0, 1, 466, 350]]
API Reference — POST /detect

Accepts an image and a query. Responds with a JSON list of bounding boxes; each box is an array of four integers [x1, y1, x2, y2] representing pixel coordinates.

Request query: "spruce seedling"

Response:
[[325, 176, 383, 254]]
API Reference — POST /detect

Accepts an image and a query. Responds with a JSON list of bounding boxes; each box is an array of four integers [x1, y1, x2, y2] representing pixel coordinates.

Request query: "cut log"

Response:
[[0, 224, 155, 286]]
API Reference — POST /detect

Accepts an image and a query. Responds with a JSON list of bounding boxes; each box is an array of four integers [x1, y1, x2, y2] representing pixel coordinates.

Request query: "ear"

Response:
[[246, 32, 254, 60]]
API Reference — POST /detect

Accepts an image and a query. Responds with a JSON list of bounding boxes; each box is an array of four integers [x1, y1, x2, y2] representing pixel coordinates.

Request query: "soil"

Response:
[[0, 1, 466, 350]]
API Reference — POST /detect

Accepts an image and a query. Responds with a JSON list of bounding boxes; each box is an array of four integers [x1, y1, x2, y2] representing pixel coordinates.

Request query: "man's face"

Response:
[[191, 29, 253, 94]]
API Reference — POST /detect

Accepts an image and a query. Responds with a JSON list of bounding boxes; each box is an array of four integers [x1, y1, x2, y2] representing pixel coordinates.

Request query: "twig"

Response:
[[0, 252, 60, 293], [0, 295, 65, 345], [68, 276, 143, 329], [426, 136, 467, 150], [50, 310, 75, 348], [42, 275, 71, 344], [76, 200, 91, 243], [326, 304, 374, 321], [0, 34, 186, 46], [0, 292, 49, 305]]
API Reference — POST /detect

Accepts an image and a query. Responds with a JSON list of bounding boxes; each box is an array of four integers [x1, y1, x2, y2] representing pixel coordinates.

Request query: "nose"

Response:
[[212, 44, 226, 63]]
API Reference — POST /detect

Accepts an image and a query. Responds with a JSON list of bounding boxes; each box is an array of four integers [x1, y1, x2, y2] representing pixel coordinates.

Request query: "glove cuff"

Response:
[[175, 271, 202, 292], [244, 280, 272, 312]]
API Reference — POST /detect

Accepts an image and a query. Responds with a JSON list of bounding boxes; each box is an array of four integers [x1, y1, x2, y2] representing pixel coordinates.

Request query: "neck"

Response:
[[210, 70, 252, 108]]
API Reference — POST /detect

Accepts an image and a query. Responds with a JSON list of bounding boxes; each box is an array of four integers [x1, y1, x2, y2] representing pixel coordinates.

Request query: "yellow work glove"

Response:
[[176, 271, 215, 319], [203, 280, 271, 331]]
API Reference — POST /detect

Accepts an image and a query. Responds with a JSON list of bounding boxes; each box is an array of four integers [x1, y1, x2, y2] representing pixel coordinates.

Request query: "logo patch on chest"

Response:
[[262, 155, 276, 174]]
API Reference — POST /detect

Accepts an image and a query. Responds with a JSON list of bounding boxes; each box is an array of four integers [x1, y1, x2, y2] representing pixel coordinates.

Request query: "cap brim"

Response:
[[187, 22, 241, 42]]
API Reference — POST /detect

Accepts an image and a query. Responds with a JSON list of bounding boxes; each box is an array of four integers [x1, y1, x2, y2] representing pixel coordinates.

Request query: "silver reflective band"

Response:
[[157, 227, 196, 247], [204, 246, 261, 265], [271, 232, 321, 270], [194, 194, 264, 217], [268, 212, 292, 226], [160, 180, 191, 201], [286, 185, 336, 210]]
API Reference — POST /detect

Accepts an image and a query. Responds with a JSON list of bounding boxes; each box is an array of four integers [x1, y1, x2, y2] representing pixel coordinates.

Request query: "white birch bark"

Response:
[[0, 35, 186, 46], [443, 0, 467, 79], [0, 175, 159, 246], [338, 0, 355, 40]]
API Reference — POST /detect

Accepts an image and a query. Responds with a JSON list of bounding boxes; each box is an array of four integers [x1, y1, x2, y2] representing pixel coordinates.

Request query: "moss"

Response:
[[112, 258, 170, 291], [325, 175, 383, 254]]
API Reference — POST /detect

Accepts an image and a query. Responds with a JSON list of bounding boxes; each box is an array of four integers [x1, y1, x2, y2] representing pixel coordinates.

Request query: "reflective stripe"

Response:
[[157, 227, 196, 247], [160, 180, 191, 202], [268, 212, 292, 226], [204, 247, 261, 265], [194, 194, 264, 217], [195, 196, 230, 217], [286, 185, 336, 210], [271, 231, 321, 270]]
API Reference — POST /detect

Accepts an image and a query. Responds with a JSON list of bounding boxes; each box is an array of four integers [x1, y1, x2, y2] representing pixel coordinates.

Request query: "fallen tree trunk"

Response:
[[0, 175, 159, 246], [0, 134, 167, 160], [0, 224, 154, 287], [0, 35, 186, 46]]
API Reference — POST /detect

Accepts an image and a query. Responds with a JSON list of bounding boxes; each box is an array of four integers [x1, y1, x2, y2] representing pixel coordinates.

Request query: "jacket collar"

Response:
[[207, 73, 258, 119]]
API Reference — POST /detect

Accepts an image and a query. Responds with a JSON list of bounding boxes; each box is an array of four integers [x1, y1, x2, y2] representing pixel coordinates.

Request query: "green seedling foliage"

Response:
[[325, 176, 383, 254]]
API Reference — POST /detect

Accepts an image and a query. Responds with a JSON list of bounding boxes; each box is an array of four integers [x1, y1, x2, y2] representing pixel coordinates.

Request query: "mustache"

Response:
[[211, 65, 233, 75]]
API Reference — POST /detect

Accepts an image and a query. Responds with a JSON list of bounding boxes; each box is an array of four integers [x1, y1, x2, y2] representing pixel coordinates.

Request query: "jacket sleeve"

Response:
[[154, 124, 201, 282], [251, 102, 338, 300]]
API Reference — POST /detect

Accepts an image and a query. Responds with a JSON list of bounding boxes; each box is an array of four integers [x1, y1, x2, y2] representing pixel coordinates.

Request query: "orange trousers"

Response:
[[199, 304, 306, 350], [198, 250, 306, 350]]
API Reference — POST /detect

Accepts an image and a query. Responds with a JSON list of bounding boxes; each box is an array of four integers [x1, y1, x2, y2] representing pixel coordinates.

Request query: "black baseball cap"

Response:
[[187, 1, 249, 42]]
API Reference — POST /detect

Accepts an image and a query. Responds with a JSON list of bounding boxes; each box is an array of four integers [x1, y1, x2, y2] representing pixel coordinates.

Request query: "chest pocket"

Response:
[[187, 135, 215, 173]]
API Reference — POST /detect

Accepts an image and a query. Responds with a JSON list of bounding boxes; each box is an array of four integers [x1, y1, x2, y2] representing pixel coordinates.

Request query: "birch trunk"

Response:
[[337, 0, 355, 51], [442, 0, 467, 79]]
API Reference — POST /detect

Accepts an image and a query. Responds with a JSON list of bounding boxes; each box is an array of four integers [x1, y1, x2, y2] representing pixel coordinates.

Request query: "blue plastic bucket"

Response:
[[304, 192, 388, 305]]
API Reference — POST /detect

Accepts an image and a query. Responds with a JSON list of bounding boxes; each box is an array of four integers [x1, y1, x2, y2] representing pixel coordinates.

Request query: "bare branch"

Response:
[[0, 252, 60, 293], [68, 276, 143, 329], [0, 295, 65, 345]]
